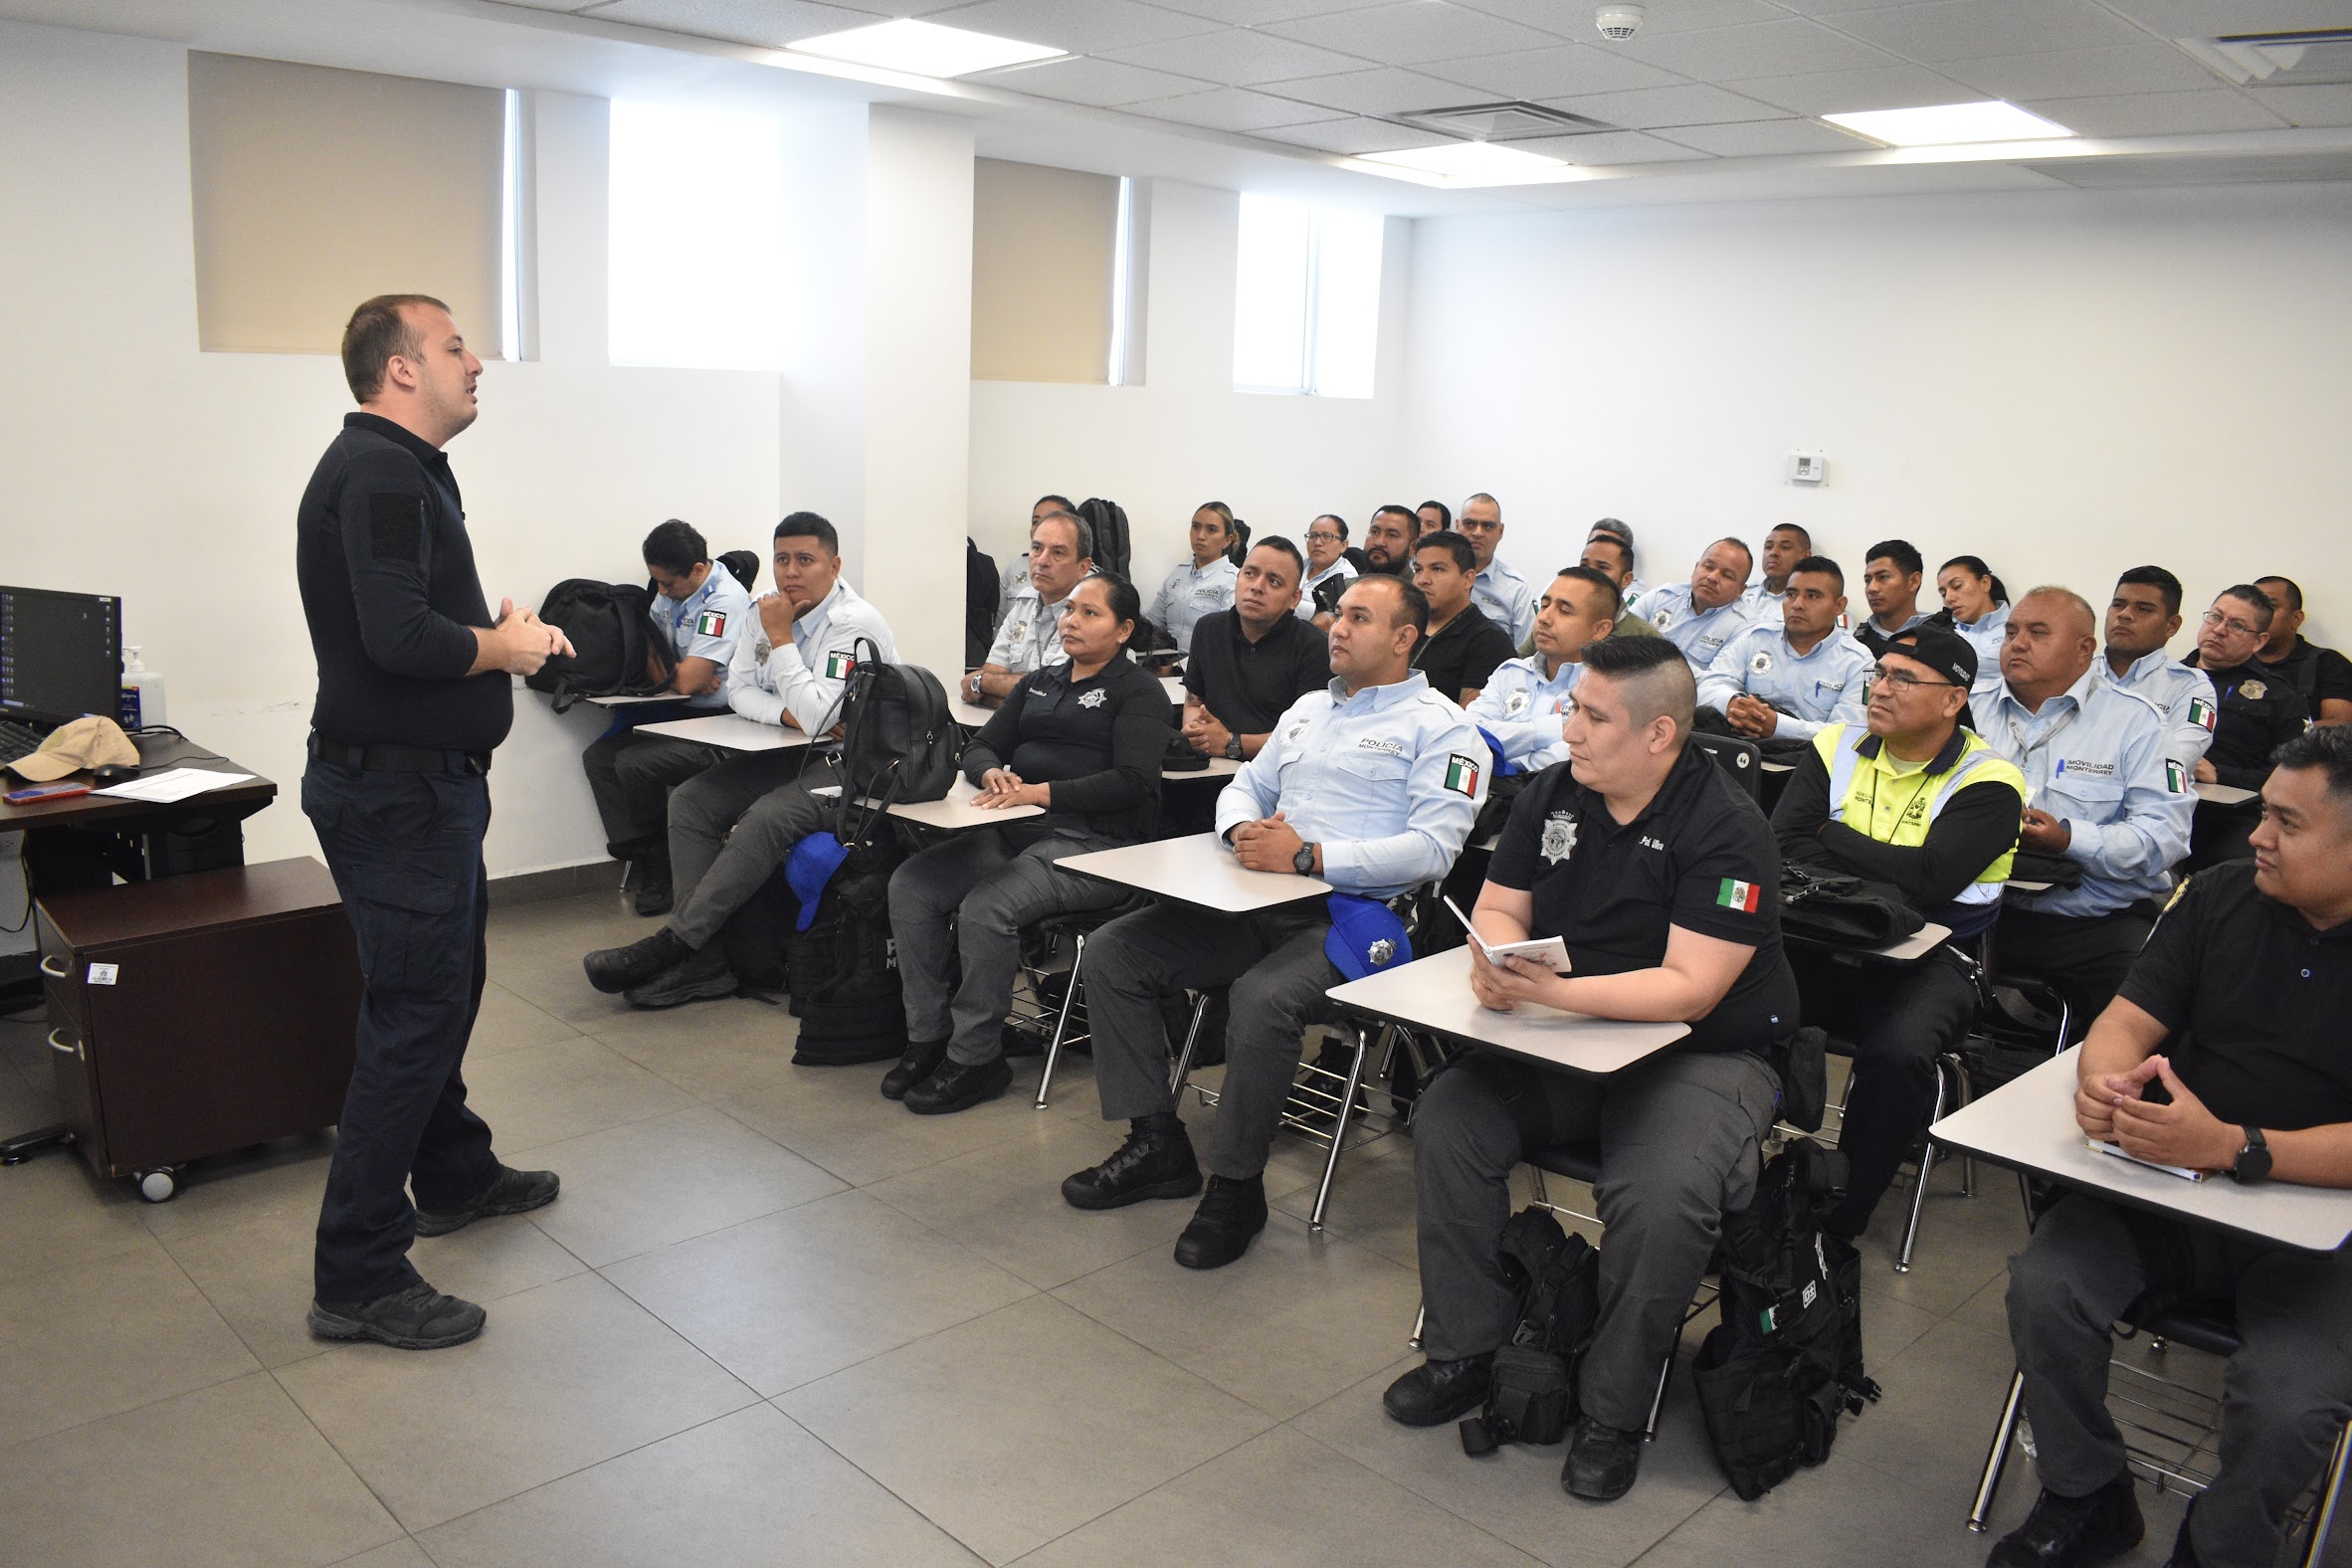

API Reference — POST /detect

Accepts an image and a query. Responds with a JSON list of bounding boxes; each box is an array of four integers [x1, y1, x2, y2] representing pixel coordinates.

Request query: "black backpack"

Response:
[[1460, 1208, 1601, 1455], [832, 638, 957, 841], [1690, 1138, 1880, 1499], [527, 579, 675, 712], [717, 550, 760, 594], [785, 839, 906, 1066], [1778, 862, 1925, 948], [966, 539, 999, 668], [1078, 497, 1130, 580]]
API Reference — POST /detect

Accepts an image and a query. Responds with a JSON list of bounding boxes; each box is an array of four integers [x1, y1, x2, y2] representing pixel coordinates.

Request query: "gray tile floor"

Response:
[[0, 890, 2332, 1566]]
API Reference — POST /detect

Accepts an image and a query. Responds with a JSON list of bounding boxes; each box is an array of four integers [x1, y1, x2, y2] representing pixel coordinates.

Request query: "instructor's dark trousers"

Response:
[[303, 758, 502, 1302]]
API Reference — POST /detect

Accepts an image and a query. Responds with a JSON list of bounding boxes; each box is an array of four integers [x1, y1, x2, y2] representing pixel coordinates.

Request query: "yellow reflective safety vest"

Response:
[[1814, 722, 2026, 917]]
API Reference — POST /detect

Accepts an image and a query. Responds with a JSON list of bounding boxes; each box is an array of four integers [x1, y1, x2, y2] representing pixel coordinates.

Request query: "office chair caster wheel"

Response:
[[135, 1167, 178, 1203]]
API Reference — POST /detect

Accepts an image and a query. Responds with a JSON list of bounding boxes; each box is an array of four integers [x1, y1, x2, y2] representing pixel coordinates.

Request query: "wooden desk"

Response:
[[1327, 947, 1689, 1078], [1060, 832, 1328, 913], [0, 733, 274, 842], [2195, 781, 2256, 807], [637, 713, 813, 752], [1930, 1046, 2352, 1253]]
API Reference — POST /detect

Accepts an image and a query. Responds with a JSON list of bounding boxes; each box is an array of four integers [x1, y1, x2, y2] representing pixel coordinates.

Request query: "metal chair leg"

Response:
[[1034, 932, 1085, 1110], [1645, 1347, 1672, 1441], [1898, 1064, 1951, 1274], [1969, 1370, 2028, 1531], [2299, 1418, 2352, 1568], [1169, 992, 1213, 1097], [1948, 1057, 1978, 1197], [1408, 1303, 1426, 1352], [1307, 1024, 1370, 1233]]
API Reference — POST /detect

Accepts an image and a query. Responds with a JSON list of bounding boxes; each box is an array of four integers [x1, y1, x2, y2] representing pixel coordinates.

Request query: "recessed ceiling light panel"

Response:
[[1820, 100, 2073, 148], [1355, 140, 1571, 187], [787, 19, 1065, 79]]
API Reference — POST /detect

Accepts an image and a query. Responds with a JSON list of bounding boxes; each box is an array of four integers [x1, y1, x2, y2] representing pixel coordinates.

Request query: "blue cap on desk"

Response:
[[785, 832, 851, 930]]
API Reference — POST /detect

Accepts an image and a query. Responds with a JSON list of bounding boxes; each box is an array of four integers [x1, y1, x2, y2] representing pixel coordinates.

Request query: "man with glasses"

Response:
[[2188, 585, 2310, 869], [2099, 566, 2219, 773], [1772, 626, 2026, 1239], [1458, 492, 1535, 647], [1298, 514, 1357, 628]]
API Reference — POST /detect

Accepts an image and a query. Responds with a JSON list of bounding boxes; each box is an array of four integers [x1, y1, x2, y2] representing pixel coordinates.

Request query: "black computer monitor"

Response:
[[0, 585, 122, 727]]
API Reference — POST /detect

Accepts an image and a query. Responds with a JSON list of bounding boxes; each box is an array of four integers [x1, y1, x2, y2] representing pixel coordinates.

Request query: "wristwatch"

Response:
[[2230, 1124, 2271, 1185], [1293, 842, 1317, 876], [1225, 734, 1245, 761]]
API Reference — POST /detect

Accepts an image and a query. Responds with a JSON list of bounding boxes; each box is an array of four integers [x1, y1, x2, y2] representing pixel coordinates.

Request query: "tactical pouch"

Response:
[[1461, 1345, 1573, 1455]]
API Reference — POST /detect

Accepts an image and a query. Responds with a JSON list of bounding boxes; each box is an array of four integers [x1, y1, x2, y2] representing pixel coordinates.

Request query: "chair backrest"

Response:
[[1692, 732, 1762, 800]]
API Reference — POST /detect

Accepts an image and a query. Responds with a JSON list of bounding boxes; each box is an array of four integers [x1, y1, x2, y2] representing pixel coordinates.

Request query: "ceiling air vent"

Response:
[[2176, 30, 2352, 87], [1392, 101, 1617, 142]]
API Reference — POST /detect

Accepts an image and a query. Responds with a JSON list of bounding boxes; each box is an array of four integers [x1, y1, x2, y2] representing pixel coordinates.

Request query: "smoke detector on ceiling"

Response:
[[1596, 4, 1645, 42]]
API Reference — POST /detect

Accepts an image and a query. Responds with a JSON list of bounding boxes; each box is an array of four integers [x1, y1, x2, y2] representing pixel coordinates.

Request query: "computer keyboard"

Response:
[[0, 718, 45, 766]]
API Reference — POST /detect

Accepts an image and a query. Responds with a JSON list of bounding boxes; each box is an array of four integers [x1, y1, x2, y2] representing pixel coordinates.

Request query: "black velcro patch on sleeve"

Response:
[[368, 492, 427, 564]]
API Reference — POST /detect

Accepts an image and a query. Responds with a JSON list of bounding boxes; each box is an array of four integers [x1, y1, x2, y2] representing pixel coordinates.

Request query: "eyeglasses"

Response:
[[1865, 665, 1959, 691], [2201, 609, 2264, 639], [1305, 531, 1342, 543]]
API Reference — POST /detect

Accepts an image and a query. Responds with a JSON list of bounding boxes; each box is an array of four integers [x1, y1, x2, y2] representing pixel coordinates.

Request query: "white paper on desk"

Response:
[[94, 768, 256, 803], [2086, 1137, 2208, 1183]]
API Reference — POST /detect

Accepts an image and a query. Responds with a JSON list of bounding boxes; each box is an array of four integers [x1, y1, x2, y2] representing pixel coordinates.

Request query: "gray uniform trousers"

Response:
[[2007, 1193, 2352, 1568], [664, 749, 838, 950], [887, 829, 1131, 1067], [1084, 901, 1340, 1180], [581, 731, 725, 858], [1415, 1047, 1780, 1432]]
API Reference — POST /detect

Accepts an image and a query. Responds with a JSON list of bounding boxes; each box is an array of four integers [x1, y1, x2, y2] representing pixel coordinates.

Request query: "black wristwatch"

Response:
[[1293, 842, 1317, 876], [1225, 734, 1245, 761], [2230, 1124, 2271, 1185]]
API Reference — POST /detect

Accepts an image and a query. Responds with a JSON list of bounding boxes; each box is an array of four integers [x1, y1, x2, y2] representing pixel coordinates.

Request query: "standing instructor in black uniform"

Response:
[[295, 294, 570, 1349]]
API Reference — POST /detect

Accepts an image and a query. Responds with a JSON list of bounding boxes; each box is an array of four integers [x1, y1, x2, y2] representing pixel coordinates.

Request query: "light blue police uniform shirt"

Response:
[[653, 566, 753, 709], [1297, 559, 1356, 619], [1955, 603, 2011, 707], [2099, 647, 2219, 771], [1470, 558, 1535, 647], [1977, 667, 2193, 918], [1215, 673, 1484, 899], [986, 586, 1071, 676], [1633, 582, 1755, 671], [1741, 582, 1782, 622], [1149, 556, 1239, 656], [1696, 623, 1872, 742], [728, 579, 896, 735], [1466, 655, 1581, 771]]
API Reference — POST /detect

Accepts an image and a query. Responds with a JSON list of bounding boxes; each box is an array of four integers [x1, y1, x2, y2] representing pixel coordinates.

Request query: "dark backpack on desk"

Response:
[[1778, 863, 1924, 948], [830, 637, 957, 841], [527, 579, 675, 712]]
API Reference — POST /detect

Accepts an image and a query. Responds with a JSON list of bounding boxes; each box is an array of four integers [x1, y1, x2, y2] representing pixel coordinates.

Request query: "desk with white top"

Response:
[[585, 691, 686, 708], [949, 695, 994, 729], [1059, 832, 1327, 914], [1327, 947, 1690, 1078], [636, 713, 814, 753], [1929, 1046, 2352, 1253], [2195, 781, 2257, 808], [1789, 920, 1953, 964], [885, 780, 1044, 832], [1163, 755, 1243, 783], [1160, 676, 1186, 706]]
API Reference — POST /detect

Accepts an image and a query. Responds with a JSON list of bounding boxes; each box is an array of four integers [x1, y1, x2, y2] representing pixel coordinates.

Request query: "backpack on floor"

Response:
[[1461, 1208, 1602, 1455], [527, 579, 675, 712], [786, 839, 907, 1066], [832, 637, 957, 842], [1690, 1137, 1879, 1500]]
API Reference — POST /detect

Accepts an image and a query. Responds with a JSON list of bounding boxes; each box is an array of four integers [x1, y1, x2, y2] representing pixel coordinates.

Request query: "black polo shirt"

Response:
[[2262, 636, 2352, 724], [1487, 743, 1799, 1056], [1413, 604, 1515, 705], [1183, 609, 1330, 737], [965, 654, 1170, 844], [2117, 860, 2352, 1130], [2199, 660, 2310, 791]]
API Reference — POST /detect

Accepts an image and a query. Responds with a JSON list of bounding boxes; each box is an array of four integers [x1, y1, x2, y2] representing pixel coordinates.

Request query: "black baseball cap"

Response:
[[1887, 625, 1977, 687]]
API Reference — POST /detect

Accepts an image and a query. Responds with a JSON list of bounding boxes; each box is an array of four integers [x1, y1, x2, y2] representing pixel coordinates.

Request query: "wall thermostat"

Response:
[[1786, 451, 1828, 486]]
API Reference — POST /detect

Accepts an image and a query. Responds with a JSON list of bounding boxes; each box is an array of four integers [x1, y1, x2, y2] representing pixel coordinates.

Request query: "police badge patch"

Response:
[[1750, 649, 1774, 675], [2242, 680, 2267, 701], [1652, 607, 1673, 629], [1541, 811, 1577, 865], [1505, 689, 1531, 716], [1078, 688, 1107, 708]]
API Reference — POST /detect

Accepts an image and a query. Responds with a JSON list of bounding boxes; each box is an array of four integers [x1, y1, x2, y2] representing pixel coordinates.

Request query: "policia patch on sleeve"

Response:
[[1445, 754, 1482, 797], [367, 492, 427, 563]]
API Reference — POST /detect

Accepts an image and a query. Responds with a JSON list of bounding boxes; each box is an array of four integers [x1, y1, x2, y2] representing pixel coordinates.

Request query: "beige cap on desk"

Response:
[[5, 715, 140, 782]]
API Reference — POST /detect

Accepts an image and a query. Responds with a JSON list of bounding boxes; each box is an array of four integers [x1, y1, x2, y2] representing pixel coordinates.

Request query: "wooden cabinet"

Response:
[[36, 857, 360, 1189]]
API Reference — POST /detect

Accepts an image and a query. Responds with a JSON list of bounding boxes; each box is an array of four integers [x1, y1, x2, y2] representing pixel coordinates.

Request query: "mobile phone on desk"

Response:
[[5, 781, 92, 804]]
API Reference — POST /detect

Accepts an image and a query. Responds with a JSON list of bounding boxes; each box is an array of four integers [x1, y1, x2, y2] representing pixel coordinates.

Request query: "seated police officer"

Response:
[[1297, 514, 1356, 628], [1457, 492, 1535, 648], [1743, 522, 1811, 620], [1588, 518, 1652, 610], [1355, 504, 1420, 582], [882, 574, 1170, 1114], [1697, 555, 1871, 743], [581, 517, 751, 914], [1417, 499, 1452, 536], [1774, 626, 2026, 1238], [1580, 531, 1659, 643], [1634, 538, 1756, 672], [1388, 636, 1796, 1501], [581, 511, 894, 1007], [969, 511, 1093, 706], [1466, 566, 1620, 773], [2100, 565, 2219, 773], [2188, 584, 2309, 869], [1146, 502, 1240, 660], [1411, 530, 1516, 706], [1855, 539, 1953, 659], [2251, 575, 2352, 726], [1992, 724, 2352, 1568], [999, 493, 1073, 619], [1978, 588, 2192, 1037], [1183, 537, 1329, 762], [1060, 574, 1482, 1269]]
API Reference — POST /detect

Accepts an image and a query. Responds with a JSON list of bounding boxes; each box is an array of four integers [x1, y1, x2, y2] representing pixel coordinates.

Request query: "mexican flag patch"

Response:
[[825, 650, 857, 680], [1716, 878, 1762, 913], [2187, 696, 2216, 732], [1445, 754, 1481, 797], [2165, 758, 2189, 795], [693, 610, 728, 637]]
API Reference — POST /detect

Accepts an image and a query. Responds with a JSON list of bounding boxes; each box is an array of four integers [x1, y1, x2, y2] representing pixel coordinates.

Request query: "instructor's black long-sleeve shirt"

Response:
[[296, 413, 511, 752]]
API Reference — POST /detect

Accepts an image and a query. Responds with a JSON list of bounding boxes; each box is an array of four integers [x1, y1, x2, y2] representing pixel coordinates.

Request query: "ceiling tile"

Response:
[[1419, 43, 1684, 98], [2019, 89, 2288, 136], [1654, 115, 1876, 154], [1139, 0, 1374, 24], [976, 54, 1215, 103], [1098, 25, 1369, 84], [494, 0, 611, 13], [1825, 0, 2147, 65], [583, 0, 879, 46], [1254, 64, 1492, 114], [1253, 115, 1461, 152], [2246, 83, 2352, 127], [1262, 2, 1568, 66], [1725, 61, 1993, 114], [1508, 128, 1712, 162], [923, 0, 1224, 54], [1459, 0, 1783, 34], [1942, 42, 2223, 99], [1543, 82, 1786, 127], [1116, 85, 1351, 130], [2088, 0, 2352, 35], [1615, 16, 1904, 80], [783, 0, 976, 13], [1767, 0, 1958, 12]]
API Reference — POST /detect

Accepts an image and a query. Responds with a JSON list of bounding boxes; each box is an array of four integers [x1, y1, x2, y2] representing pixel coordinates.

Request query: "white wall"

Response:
[[1402, 183, 2352, 649]]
